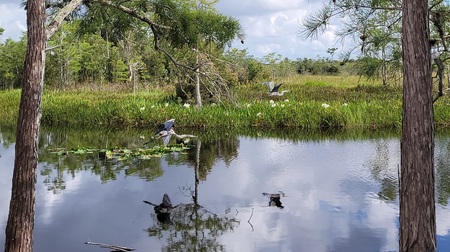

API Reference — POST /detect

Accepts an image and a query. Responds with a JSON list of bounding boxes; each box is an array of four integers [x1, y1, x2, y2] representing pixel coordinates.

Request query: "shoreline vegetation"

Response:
[[1, 75, 449, 132]]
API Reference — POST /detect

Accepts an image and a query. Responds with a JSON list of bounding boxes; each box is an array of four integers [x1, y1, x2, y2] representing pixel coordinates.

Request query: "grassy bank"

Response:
[[0, 75, 448, 131]]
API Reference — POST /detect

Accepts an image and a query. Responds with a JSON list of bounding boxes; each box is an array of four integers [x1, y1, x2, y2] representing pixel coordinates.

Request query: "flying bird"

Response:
[[155, 119, 175, 146], [154, 119, 196, 146], [262, 82, 289, 96]]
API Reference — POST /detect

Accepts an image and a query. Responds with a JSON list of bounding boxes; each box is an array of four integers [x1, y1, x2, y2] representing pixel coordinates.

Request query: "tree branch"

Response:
[[96, 0, 199, 72], [46, 0, 84, 40], [95, 0, 170, 30]]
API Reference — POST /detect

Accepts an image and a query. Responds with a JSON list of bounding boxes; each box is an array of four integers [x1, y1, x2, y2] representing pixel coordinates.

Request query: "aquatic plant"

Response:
[[48, 144, 193, 160]]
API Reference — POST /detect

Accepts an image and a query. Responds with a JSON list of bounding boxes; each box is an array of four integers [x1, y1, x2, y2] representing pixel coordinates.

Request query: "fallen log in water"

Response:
[[84, 238, 135, 252]]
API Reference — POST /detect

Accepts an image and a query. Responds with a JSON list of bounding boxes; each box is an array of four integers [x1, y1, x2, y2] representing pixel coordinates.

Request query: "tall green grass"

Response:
[[0, 75, 447, 131]]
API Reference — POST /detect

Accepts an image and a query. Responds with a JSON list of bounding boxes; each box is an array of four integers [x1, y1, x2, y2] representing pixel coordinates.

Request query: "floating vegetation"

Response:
[[47, 144, 194, 160]]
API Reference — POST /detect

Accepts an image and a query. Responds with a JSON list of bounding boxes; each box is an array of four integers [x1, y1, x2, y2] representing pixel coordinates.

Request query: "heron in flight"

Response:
[[262, 82, 289, 96], [155, 119, 196, 146]]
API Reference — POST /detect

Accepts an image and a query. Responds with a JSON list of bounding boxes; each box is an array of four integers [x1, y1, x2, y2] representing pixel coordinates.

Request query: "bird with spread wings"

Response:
[[262, 82, 289, 96], [155, 119, 196, 146]]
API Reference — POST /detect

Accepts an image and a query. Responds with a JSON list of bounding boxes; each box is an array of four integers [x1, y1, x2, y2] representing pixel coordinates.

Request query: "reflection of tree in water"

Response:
[[35, 128, 240, 194], [435, 137, 450, 205], [185, 136, 239, 180], [0, 124, 16, 148], [144, 137, 240, 251], [36, 128, 169, 191], [41, 163, 66, 194], [365, 139, 398, 201], [145, 199, 239, 252]]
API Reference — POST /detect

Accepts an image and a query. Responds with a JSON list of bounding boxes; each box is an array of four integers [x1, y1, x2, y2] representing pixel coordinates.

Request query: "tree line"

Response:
[[1, 22, 377, 94]]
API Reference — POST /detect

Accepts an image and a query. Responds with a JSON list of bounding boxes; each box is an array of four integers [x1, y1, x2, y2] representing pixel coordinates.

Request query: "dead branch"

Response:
[[84, 238, 135, 252], [433, 57, 445, 103]]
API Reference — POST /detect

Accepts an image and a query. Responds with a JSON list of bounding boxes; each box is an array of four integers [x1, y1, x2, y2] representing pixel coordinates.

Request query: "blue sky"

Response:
[[0, 0, 351, 60]]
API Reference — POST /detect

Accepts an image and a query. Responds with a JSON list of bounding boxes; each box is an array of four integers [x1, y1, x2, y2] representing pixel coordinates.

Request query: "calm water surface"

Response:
[[1, 126, 450, 252]]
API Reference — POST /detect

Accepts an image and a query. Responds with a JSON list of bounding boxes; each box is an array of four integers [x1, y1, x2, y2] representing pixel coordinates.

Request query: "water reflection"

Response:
[[144, 192, 240, 251], [144, 193, 175, 225], [262, 192, 285, 209], [2, 126, 450, 251]]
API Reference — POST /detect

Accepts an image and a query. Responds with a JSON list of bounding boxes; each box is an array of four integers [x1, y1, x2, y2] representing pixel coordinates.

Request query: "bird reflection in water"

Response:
[[143, 193, 176, 225], [262, 191, 285, 209]]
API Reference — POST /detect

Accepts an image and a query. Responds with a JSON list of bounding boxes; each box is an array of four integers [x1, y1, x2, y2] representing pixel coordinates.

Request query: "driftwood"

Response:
[[84, 238, 135, 252]]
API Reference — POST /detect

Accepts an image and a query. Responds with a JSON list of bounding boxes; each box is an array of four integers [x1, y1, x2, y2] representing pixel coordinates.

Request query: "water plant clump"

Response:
[[48, 144, 193, 160]]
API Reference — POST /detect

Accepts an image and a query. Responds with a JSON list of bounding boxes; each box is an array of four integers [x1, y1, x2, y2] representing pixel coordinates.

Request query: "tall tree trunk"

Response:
[[400, 0, 436, 250], [4, 0, 46, 251], [195, 53, 202, 108]]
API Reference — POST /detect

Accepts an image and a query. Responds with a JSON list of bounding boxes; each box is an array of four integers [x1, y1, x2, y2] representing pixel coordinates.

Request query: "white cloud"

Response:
[[0, 2, 26, 42], [215, 0, 354, 59], [0, 0, 352, 61]]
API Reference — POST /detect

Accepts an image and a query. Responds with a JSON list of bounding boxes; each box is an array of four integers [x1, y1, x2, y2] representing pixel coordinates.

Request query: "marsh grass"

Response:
[[0, 75, 448, 131]]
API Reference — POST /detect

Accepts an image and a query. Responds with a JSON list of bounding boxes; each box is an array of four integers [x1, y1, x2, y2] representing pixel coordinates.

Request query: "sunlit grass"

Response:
[[0, 74, 448, 131]]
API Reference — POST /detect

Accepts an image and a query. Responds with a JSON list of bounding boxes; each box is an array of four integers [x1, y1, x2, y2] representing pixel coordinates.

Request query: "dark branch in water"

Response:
[[84, 238, 135, 251], [247, 208, 254, 231]]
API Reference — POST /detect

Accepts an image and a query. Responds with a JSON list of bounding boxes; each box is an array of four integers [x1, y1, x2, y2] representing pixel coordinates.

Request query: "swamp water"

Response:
[[1, 126, 450, 252]]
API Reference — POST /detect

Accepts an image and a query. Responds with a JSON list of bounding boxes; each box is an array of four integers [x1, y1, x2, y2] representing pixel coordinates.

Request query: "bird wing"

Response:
[[162, 193, 172, 207], [164, 119, 175, 131], [155, 119, 175, 135], [262, 82, 274, 92], [162, 134, 172, 146], [272, 83, 282, 93], [156, 123, 166, 134]]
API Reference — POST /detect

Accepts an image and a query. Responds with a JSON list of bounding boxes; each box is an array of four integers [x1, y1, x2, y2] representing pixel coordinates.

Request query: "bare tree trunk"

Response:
[[4, 0, 46, 251], [193, 140, 200, 205], [195, 53, 202, 108], [400, 0, 436, 250]]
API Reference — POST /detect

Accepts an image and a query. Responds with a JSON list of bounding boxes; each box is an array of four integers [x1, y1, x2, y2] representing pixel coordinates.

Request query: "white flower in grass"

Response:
[[322, 103, 330, 108], [140, 106, 145, 111], [271, 103, 276, 107], [257, 112, 262, 117], [183, 103, 190, 108], [165, 103, 169, 107], [284, 99, 289, 102], [342, 103, 348, 107], [246, 103, 251, 108], [269, 100, 275, 104], [151, 105, 155, 109], [280, 104, 285, 108]]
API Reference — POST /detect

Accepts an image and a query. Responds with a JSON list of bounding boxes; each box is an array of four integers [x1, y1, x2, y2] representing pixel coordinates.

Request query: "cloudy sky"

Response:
[[0, 0, 349, 60]]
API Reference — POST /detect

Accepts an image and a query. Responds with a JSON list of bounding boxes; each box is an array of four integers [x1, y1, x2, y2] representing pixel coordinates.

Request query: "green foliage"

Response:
[[0, 37, 26, 88], [0, 76, 424, 131], [45, 22, 129, 87], [0, 89, 20, 123], [354, 57, 382, 80]]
